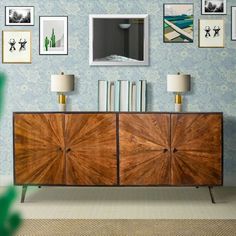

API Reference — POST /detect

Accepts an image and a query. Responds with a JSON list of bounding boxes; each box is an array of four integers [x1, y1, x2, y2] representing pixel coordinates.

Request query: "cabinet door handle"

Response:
[[66, 148, 71, 153], [58, 147, 62, 151], [173, 148, 178, 153], [163, 148, 168, 153]]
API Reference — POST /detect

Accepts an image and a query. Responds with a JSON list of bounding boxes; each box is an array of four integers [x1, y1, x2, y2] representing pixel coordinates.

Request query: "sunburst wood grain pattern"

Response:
[[119, 114, 171, 185], [65, 114, 117, 185], [171, 114, 222, 185], [14, 114, 65, 185]]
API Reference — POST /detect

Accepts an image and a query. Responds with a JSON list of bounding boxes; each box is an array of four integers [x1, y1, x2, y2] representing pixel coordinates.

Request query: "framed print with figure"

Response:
[[2, 30, 32, 64], [199, 19, 224, 48]]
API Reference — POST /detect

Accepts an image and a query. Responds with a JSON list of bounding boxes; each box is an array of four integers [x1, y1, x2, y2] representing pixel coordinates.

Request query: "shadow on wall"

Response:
[[223, 116, 236, 185], [0, 72, 6, 117]]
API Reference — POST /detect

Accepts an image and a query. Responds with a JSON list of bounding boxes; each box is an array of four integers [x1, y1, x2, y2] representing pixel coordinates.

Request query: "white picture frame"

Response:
[[201, 0, 227, 15], [199, 19, 224, 48], [39, 16, 68, 55], [231, 7, 236, 40], [89, 14, 149, 66], [5, 6, 34, 26], [2, 30, 32, 64]]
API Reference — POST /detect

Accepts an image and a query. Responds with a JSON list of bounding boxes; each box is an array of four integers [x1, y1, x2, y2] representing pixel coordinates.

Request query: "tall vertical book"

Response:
[[98, 80, 108, 111], [119, 80, 129, 112]]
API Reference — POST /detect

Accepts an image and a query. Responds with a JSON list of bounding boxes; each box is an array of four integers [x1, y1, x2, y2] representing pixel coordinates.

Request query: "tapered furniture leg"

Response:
[[21, 185, 27, 203], [208, 186, 215, 204]]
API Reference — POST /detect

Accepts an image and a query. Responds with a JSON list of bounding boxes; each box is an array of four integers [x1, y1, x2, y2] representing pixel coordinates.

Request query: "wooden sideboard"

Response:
[[13, 112, 223, 203]]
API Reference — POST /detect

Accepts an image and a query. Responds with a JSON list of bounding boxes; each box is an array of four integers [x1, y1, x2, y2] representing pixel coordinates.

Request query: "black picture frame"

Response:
[[163, 3, 194, 43], [39, 16, 68, 55], [5, 6, 35, 26], [201, 0, 227, 15]]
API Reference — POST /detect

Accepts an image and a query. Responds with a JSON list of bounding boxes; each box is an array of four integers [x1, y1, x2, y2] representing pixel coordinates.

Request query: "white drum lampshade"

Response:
[[51, 72, 75, 111], [167, 74, 191, 112]]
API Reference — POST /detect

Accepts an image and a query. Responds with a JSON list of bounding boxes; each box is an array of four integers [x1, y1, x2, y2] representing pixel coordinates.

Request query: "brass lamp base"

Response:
[[175, 94, 182, 112], [58, 94, 66, 112]]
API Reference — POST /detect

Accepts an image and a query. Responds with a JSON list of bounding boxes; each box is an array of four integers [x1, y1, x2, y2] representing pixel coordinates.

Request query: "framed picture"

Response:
[[163, 4, 193, 43], [2, 30, 32, 64], [231, 7, 236, 40], [89, 14, 149, 66], [199, 19, 224, 48], [39, 16, 68, 55], [5, 6, 34, 26], [201, 0, 227, 15]]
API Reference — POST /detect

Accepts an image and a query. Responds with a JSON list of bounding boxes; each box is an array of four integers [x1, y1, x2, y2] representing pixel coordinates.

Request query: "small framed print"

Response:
[[231, 7, 236, 40], [163, 4, 194, 43], [39, 16, 68, 55], [199, 19, 224, 48], [5, 6, 34, 26], [201, 0, 227, 15], [2, 30, 32, 64]]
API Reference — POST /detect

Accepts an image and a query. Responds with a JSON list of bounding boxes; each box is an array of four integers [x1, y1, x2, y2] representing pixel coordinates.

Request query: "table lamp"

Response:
[[167, 73, 191, 112], [51, 72, 74, 111]]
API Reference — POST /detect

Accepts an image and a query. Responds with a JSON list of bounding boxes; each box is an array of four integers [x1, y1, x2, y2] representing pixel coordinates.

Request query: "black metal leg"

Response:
[[196, 186, 199, 188], [21, 185, 27, 203], [38, 186, 41, 188], [208, 186, 216, 204]]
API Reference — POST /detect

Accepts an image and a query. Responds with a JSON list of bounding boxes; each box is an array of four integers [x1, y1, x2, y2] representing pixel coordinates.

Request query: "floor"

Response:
[[8, 186, 236, 219]]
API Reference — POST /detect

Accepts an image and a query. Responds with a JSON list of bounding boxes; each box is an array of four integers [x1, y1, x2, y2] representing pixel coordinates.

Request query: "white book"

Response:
[[98, 80, 108, 111], [132, 83, 137, 112], [110, 82, 115, 112], [136, 80, 142, 112], [115, 81, 120, 112], [107, 81, 111, 111], [119, 80, 129, 112], [129, 81, 132, 112], [141, 80, 147, 112]]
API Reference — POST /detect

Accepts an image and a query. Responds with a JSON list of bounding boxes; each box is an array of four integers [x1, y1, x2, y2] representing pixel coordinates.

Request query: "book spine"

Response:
[[141, 80, 147, 112], [98, 80, 108, 111], [110, 82, 115, 112], [132, 82, 137, 112], [136, 80, 142, 112], [115, 81, 120, 112], [129, 81, 133, 112], [107, 81, 111, 111], [120, 80, 129, 112]]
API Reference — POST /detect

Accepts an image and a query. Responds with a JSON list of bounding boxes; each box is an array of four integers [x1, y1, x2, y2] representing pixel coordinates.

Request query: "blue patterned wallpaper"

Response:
[[0, 0, 236, 185]]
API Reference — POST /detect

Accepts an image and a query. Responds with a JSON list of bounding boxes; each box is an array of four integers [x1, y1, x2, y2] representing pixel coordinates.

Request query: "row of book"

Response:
[[98, 80, 147, 112]]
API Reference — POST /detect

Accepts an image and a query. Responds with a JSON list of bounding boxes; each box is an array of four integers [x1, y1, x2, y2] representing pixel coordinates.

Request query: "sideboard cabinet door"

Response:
[[170, 114, 222, 185], [65, 114, 117, 185], [119, 114, 171, 185], [14, 114, 66, 185]]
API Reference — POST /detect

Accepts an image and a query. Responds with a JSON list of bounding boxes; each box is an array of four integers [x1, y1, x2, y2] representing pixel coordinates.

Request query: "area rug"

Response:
[[16, 219, 236, 236]]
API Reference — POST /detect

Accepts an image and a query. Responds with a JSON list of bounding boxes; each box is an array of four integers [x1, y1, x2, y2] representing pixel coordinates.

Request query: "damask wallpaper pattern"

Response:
[[0, 0, 235, 185]]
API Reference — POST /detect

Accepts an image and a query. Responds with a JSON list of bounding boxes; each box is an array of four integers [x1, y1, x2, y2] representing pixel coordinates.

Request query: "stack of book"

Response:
[[98, 80, 147, 112]]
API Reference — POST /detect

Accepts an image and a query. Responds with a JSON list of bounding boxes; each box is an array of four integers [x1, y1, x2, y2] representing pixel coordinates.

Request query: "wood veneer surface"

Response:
[[14, 114, 65, 185], [170, 114, 222, 185], [65, 114, 117, 185], [119, 114, 171, 185]]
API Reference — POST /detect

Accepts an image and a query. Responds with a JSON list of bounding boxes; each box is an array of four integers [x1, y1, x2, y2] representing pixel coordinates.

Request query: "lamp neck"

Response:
[[58, 93, 66, 104], [175, 93, 182, 104]]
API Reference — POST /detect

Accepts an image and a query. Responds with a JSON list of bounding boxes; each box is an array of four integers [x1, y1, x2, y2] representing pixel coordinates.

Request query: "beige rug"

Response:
[[16, 219, 236, 236]]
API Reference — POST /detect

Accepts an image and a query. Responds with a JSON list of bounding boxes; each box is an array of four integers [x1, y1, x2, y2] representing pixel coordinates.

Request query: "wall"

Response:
[[0, 0, 236, 186]]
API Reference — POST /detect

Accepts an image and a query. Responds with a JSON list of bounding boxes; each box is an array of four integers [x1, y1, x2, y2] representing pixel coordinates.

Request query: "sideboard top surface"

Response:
[[13, 111, 224, 115]]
